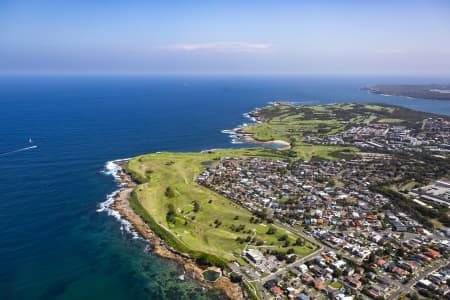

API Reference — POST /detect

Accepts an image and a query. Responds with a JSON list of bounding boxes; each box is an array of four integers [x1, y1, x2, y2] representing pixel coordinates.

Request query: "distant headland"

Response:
[[365, 84, 450, 101]]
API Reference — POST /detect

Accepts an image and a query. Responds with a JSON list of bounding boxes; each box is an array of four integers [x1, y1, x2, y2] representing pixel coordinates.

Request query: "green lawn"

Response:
[[124, 102, 421, 266], [329, 281, 343, 289], [378, 118, 405, 123], [241, 103, 413, 158], [291, 144, 358, 160], [399, 181, 420, 190], [126, 149, 317, 263], [246, 103, 417, 146]]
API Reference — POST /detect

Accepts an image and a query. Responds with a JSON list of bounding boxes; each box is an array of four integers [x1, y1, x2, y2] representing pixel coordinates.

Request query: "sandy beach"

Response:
[[228, 128, 292, 150], [223, 105, 292, 151]]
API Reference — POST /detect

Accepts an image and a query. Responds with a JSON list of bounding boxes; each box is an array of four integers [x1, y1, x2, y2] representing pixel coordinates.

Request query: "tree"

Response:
[[165, 186, 175, 198], [286, 255, 296, 263], [278, 234, 288, 241], [295, 237, 304, 246], [193, 200, 200, 212], [166, 203, 176, 223], [368, 252, 376, 264], [230, 272, 242, 283], [214, 219, 222, 227], [275, 251, 286, 261], [409, 293, 419, 300], [266, 227, 277, 235], [396, 248, 405, 258]]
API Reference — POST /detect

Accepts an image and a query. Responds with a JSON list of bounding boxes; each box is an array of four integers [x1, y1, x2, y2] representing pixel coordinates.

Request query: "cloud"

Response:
[[164, 42, 272, 52], [375, 49, 405, 55]]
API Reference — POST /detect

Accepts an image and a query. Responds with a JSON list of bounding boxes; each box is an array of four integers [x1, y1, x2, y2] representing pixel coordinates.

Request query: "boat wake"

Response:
[[98, 159, 143, 240], [0, 145, 38, 157]]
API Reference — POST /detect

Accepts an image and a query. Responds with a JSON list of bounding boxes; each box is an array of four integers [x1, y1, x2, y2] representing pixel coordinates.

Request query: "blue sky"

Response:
[[1, 0, 450, 75]]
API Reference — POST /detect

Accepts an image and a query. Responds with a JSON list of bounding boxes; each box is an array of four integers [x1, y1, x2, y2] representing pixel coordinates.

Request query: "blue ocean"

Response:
[[1, 75, 449, 300]]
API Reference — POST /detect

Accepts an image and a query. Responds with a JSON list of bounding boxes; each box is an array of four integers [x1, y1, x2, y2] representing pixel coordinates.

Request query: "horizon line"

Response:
[[1, 71, 450, 78]]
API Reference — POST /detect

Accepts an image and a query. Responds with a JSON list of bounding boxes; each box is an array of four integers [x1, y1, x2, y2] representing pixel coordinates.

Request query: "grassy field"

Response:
[[243, 102, 423, 146], [126, 148, 317, 264], [125, 102, 428, 266], [399, 181, 421, 190], [378, 118, 405, 123]]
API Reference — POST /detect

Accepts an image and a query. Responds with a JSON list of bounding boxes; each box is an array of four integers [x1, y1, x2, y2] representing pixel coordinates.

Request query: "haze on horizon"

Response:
[[1, 0, 450, 75]]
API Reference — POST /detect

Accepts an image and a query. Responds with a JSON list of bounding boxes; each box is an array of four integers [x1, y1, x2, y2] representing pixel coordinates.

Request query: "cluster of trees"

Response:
[[278, 234, 291, 247], [213, 219, 222, 228], [263, 249, 296, 262], [249, 216, 261, 224], [230, 224, 246, 232], [229, 272, 242, 283], [295, 237, 304, 246], [372, 185, 450, 228], [269, 249, 287, 261], [253, 208, 273, 223], [193, 253, 227, 269], [235, 235, 264, 246]]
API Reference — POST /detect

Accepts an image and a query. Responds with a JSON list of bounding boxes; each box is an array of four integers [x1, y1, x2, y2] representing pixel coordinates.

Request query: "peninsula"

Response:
[[366, 84, 450, 101], [109, 102, 450, 300]]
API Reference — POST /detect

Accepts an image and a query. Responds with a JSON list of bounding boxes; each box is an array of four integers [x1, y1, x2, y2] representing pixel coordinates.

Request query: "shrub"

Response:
[[278, 234, 288, 241], [193, 200, 200, 212], [166, 203, 176, 223], [266, 227, 277, 235], [165, 186, 176, 198], [230, 272, 242, 283]]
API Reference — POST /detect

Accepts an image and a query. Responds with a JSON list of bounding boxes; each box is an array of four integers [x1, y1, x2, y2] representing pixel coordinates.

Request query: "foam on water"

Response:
[[98, 159, 143, 240], [221, 106, 264, 144]]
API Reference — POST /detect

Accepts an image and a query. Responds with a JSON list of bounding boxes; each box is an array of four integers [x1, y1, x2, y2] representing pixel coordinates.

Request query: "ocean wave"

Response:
[[200, 148, 225, 153], [222, 105, 262, 143], [97, 159, 144, 240]]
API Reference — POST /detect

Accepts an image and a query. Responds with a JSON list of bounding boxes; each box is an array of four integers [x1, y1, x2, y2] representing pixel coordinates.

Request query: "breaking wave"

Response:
[[97, 159, 142, 240]]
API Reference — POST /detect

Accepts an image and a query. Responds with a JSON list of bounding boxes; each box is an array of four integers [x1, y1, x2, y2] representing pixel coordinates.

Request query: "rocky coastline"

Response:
[[107, 160, 244, 300], [224, 106, 292, 150]]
